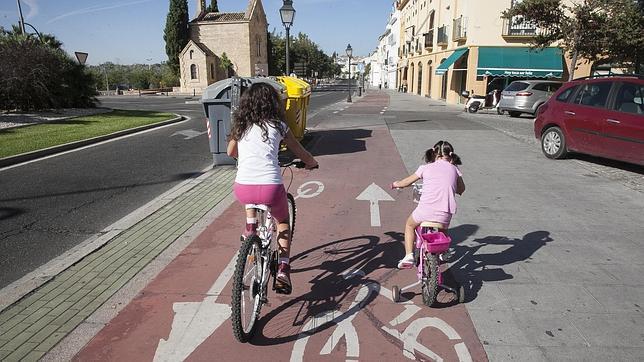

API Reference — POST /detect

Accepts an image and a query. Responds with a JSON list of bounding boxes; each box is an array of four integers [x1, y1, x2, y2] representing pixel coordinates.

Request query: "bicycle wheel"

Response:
[[231, 235, 263, 343], [287, 193, 296, 240], [421, 253, 440, 307]]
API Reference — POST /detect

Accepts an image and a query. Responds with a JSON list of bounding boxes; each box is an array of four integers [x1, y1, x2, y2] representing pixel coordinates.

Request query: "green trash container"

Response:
[[276, 76, 311, 141], [201, 76, 286, 166]]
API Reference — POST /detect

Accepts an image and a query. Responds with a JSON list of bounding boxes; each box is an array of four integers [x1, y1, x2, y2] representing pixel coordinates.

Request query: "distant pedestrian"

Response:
[[391, 140, 465, 269], [227, 83, 318, 294]]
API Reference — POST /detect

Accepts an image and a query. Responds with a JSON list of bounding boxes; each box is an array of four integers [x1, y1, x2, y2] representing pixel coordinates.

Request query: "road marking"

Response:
[[291, 281, 379, 362], [154, 251, 237, 362], [171, 129, 207, 140], [355, 183, 394, 227], [294, 181, 325, 199]]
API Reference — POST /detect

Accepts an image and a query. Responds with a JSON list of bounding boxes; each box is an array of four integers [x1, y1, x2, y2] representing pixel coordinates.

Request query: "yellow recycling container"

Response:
[[276, 76, 311, 141]]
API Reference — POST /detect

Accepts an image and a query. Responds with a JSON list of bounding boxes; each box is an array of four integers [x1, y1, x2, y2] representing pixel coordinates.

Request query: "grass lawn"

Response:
[[0, 110, 175, 159]]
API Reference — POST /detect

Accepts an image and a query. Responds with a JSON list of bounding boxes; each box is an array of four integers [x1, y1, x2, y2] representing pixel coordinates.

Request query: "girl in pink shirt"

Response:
[[392, 141, 465, 269]]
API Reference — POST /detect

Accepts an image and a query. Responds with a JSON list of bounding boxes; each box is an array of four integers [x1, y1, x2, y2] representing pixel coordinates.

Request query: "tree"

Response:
[[205, 0, 219, 12], [219, 52, 234, 77], [164, 0, 189, 76], [503, 0, 644, 79], [267, 30, 338, 77]]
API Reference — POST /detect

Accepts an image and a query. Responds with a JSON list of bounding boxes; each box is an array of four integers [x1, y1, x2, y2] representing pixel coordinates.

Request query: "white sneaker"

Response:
[[397, 254, 415, 269]]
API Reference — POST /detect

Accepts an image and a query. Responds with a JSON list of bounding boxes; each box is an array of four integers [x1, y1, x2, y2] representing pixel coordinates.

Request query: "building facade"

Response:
[[370, 2, 401, 90], [395, 0, 593, 104], [178, 0, 268, 94]]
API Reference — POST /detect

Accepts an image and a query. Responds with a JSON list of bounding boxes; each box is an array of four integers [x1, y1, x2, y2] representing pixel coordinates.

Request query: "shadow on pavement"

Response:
[[570, 153, 644, 174], [0, 172, 204, 202], [448, 229, 553, 303], [307, 129, 371, 156], [248, 234, 399, 346], [0, 207, 25, 221]]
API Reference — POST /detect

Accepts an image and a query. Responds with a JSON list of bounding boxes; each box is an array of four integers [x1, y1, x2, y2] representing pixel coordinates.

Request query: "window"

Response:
[[190, 64, 197, 79], [256, 37, 261, 57], [573, 82, 612, 108], [210, 63, 215, 79], [505, 81, 529, 92], [556, 85, 577, 102], [532, 83, 550, 92], [614, 82, 644, 114], [189, 50, 194, 60]]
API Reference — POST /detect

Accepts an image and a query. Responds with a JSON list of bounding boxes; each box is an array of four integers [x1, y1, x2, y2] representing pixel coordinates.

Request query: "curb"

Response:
[[0, 115, 186, 168]]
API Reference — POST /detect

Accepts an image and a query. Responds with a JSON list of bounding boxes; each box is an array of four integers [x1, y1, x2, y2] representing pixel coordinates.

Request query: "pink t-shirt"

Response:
[[415, 159, 462, 215]]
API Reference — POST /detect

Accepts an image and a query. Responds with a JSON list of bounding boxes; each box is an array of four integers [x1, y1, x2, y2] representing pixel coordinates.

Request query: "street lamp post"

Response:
[[280, 0, 296, 76], [16, 0, 26, 34], [346, 43, 353, 103]]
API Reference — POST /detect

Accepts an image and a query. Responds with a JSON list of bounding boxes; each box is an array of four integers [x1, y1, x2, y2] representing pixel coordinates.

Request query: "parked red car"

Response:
[[534, 75, 644, 166]]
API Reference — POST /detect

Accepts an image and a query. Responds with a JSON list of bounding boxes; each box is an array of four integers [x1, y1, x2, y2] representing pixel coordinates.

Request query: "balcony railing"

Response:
[[502, 17, 538, 37], [437, 26, 448, 45], [452, 16, 467, 41], [424, 29, 434, 49]]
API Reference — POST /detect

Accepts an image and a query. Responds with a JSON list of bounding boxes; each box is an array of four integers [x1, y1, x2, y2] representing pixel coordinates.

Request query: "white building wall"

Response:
[[387, 6, 400, 89]]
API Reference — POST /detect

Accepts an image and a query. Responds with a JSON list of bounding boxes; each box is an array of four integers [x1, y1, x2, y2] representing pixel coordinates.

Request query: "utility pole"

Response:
[[16, 0, 26, 34]]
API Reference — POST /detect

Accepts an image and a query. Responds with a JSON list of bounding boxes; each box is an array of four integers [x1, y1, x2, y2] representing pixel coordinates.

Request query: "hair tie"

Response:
[[449, 151, 453, 156]]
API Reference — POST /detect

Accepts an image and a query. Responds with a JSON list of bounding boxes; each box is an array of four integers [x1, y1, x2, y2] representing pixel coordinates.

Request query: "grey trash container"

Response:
[[201, 76, 286, 166]]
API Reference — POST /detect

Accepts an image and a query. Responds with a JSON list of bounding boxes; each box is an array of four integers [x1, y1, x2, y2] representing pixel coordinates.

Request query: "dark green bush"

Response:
[[0, 35, 97, 111]]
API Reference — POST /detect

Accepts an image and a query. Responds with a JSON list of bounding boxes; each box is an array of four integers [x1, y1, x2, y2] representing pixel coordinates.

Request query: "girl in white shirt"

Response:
[[227, 83, 317, 294]]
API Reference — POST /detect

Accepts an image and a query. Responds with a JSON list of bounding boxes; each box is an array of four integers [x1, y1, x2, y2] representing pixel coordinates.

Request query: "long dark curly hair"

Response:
[[229, 83, 286, 142]]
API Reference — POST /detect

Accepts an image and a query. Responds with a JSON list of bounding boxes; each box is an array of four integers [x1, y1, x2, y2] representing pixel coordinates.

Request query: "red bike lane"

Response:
[[75, 94, 487, 361]]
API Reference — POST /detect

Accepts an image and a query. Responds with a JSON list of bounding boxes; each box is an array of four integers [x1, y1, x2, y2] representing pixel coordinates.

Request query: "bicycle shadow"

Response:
[[447, 230, 553, 303], [247, 234, 399, 346]]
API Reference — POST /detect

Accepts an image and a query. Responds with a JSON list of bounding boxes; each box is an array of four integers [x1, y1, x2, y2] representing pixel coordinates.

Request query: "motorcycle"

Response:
[[461, 89, 501, 113]]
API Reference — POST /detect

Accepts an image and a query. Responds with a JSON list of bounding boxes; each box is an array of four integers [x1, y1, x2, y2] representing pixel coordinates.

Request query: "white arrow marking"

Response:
[[356, 183, 394, 227], [171, 129, 207, 140], [153, 251, 237, 362]]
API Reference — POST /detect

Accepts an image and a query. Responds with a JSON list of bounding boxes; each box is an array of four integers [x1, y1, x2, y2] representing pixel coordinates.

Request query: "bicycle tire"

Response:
[[421, 253, 440, 307], [231, 235, 263, 343], [287, 193, 296, 240]]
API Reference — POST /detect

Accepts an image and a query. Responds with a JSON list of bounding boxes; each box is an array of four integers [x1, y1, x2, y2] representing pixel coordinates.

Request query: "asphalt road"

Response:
[[0, 90, 348, 288]]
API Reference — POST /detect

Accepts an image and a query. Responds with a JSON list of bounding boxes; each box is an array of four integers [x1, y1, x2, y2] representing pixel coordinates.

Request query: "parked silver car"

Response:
[[498, 80, 563, 117]]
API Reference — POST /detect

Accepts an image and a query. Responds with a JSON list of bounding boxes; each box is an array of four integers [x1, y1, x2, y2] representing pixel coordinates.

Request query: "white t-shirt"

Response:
[[235, 121, 288, 185]]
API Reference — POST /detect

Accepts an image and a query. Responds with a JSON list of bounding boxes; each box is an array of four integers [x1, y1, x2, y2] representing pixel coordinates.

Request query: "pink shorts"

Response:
[[233, 183, 288, 222], [411, 207, 452, 226]]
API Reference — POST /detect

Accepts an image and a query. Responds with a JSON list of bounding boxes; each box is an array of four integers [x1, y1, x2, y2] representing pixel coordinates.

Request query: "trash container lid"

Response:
[[277, 76, 311, 98], [201, 77, 287, 102]]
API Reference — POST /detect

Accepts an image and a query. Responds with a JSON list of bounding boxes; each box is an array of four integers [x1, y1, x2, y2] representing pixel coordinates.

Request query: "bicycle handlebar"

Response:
[[280, 159, 319, 170]]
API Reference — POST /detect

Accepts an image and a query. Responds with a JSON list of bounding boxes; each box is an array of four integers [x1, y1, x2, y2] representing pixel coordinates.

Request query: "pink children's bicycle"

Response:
[[392, 183, 465, 306]]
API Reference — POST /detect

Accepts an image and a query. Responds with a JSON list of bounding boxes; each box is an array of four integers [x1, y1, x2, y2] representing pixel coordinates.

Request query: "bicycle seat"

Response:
[[245, 204, 269, 211], [420, 221, 446, 229]]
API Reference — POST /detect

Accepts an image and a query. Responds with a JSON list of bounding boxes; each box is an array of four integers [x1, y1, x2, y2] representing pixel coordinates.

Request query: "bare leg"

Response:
[[404, 215, 420, 255], [276, 222, 290, 259]]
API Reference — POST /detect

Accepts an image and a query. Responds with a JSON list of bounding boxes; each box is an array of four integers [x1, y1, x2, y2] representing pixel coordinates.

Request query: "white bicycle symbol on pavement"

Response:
[[290, 268, 473, 362]]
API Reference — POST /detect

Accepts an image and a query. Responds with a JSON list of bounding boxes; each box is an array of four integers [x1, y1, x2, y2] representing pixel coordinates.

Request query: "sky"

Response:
[[0, 0, 394, 65]]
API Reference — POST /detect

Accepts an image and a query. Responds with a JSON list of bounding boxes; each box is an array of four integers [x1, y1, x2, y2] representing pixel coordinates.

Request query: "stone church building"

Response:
[[178, 0, 268, 94]]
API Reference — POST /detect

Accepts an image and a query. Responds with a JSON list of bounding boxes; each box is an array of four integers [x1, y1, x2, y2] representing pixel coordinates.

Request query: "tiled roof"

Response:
[[202, 12, 247, 22], [194, 42, 215, 56]]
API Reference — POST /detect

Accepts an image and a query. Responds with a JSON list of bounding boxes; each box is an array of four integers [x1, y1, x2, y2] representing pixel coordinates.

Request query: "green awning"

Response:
[[435, 48, 469, 75], [477, 47, 563, 78]]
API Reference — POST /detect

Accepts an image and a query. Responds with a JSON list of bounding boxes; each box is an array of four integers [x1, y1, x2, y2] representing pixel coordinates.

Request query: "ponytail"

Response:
[[425, 140, 463, 165]]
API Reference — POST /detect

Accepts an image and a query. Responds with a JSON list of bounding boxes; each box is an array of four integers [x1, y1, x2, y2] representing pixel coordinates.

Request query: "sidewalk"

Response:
[[0, 167, 236, 361]]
